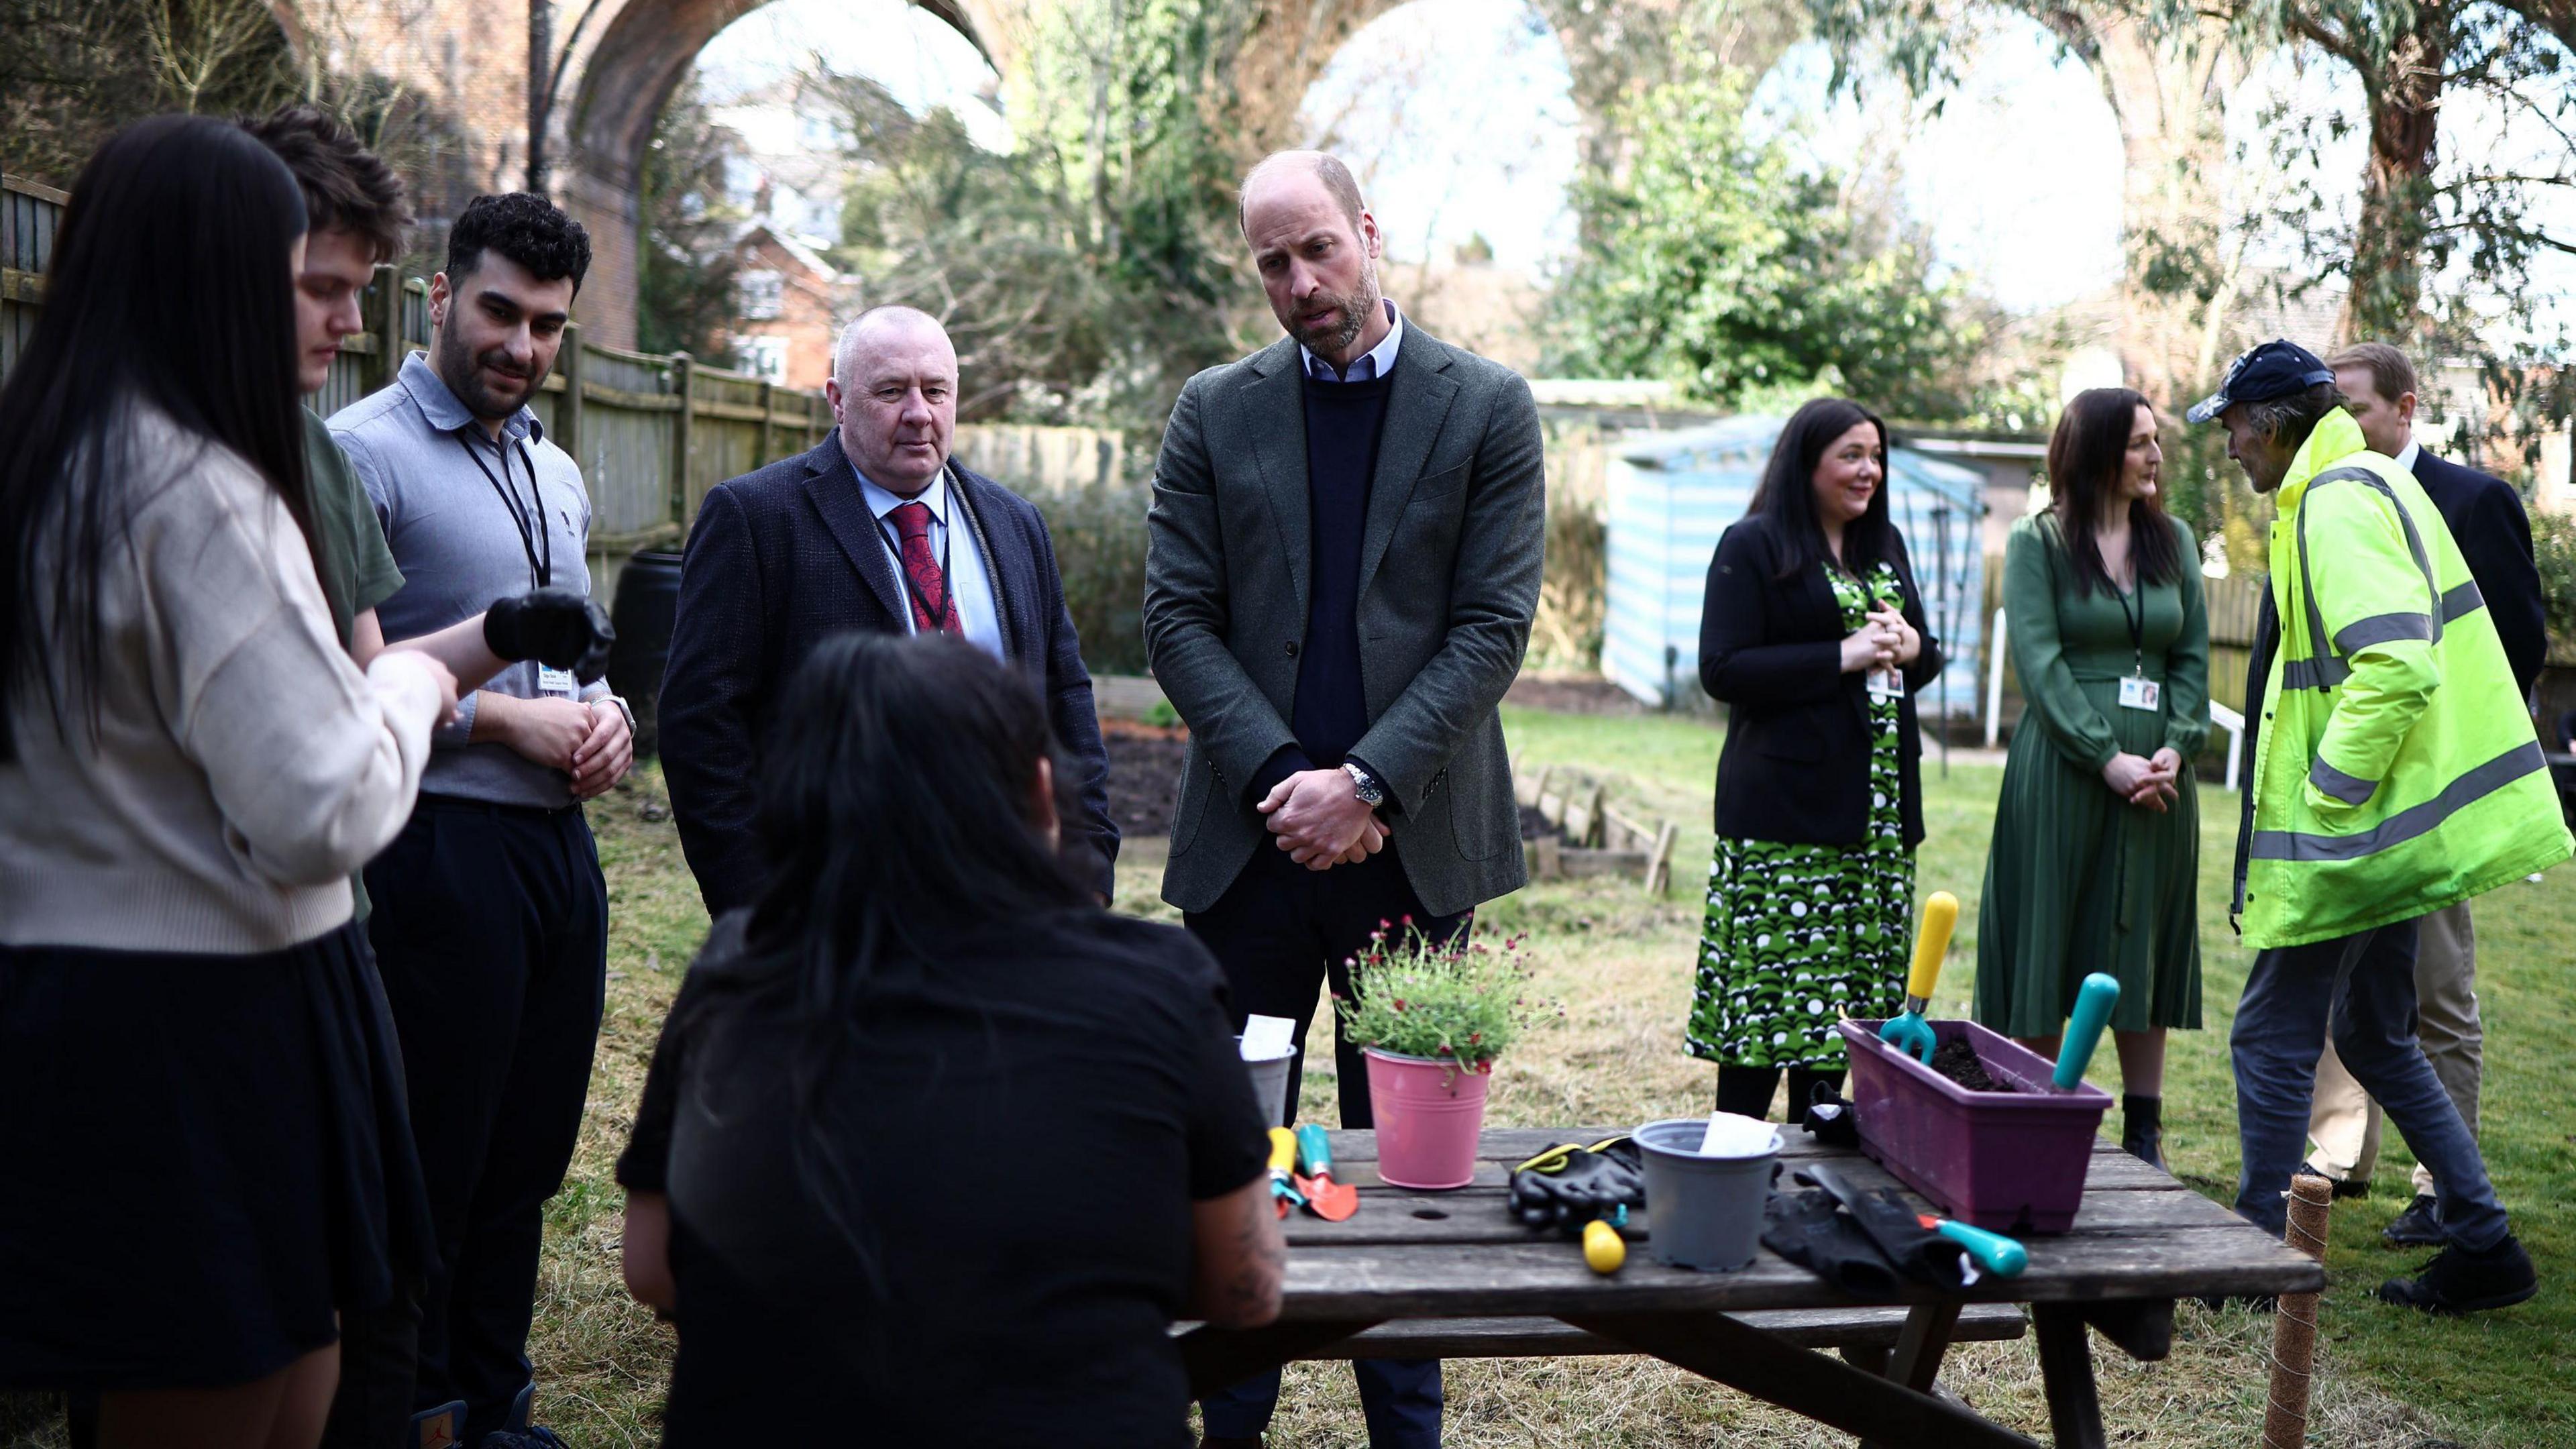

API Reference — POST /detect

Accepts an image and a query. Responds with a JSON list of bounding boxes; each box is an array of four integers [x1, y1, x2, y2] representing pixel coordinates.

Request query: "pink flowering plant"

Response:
[[1332, 918, 1541, 1074]]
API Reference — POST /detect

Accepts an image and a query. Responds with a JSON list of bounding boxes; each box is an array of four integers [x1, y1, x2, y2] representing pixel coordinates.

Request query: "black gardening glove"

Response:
[[1509, 1138, 1646, 1234], [484, 588, 615, 684], [1760, 1189, 1902, 1297], [1800, 1083, 1862, 1149], [1841, 1185, 1978, 1291]]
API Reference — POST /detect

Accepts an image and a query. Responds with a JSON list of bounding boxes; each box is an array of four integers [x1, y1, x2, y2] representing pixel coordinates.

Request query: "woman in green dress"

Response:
[[1691, 398, 1943, 1123], [1975, 387, 2209, 1168]]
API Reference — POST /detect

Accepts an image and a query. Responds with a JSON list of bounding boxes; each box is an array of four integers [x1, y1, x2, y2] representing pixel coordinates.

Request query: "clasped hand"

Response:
[[1838, 606, 1921, 675], [1258, 767, 1389, 871], [2102, 747, 2184, 812]]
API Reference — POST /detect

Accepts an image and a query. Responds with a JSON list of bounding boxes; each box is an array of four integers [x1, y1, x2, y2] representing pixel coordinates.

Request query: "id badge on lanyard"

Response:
[[2112, 580, 2159, 710]]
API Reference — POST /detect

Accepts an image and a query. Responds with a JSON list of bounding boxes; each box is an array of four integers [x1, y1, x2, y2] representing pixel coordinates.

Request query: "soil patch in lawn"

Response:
[[1506, 671, 1654, 717], [1102, 717, 1187, 837]]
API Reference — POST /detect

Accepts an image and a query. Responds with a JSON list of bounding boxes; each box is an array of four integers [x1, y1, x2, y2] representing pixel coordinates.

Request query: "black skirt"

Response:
[[0, 921, 435, 1391]]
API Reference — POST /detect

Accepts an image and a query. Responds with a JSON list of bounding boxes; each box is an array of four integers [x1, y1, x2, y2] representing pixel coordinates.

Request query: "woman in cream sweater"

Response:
[[0, 119, 455, 1449]]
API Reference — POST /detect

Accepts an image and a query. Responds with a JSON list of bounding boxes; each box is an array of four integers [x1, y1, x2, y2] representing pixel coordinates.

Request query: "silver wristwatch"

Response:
[[1342, 761, 1385, 806], [593, 693, 637, 737]]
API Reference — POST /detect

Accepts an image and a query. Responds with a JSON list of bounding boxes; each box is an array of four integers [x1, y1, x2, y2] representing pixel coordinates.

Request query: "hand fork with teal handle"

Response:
[[1878, 891, 1959, 1064]]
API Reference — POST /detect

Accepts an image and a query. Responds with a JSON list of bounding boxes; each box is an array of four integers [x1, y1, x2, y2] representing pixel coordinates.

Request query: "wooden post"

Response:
[[757, 378, 775, 468], [1647, 821, 1678, 898], [2262, 1174, 2335, 1449], [669, 352, 695, 528], [364, 262, 401, 394], [556, 321, 584, 468]]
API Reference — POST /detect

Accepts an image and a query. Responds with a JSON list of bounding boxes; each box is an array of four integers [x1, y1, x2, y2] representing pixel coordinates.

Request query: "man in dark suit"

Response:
[[659, 305, 1117, 912], [1146, 150, 1546, 1449], [2302, 341, 2546, 1245]]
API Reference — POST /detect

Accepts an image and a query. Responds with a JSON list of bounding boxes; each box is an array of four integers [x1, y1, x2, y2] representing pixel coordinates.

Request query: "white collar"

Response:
[[1299, 299, 1405, 382], [2392, 437, 2421, 474], [859, 465, 949, 525]]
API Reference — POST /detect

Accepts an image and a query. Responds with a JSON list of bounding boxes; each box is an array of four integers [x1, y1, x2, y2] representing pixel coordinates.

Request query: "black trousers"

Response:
[[365, 796, 606, 1440], [1185, 843, 1462, 1448]]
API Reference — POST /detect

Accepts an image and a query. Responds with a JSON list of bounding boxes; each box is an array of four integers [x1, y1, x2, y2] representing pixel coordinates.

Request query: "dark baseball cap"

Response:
[[2186, 339, 2337, 424]]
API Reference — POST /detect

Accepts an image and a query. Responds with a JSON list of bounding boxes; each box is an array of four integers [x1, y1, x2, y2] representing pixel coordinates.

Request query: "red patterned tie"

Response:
[[889, 500, 961, 636]]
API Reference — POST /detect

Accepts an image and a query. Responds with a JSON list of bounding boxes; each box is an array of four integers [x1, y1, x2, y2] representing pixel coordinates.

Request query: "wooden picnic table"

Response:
[[1175, 1126, 2325, 1448]]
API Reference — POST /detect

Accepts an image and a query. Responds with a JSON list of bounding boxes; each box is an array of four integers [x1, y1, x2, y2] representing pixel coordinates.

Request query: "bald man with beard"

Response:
[[659, 305, 1118, 913], [1146, 150, 1547, 1449]]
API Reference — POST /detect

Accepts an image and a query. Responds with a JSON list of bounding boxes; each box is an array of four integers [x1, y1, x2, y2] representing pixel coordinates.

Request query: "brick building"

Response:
[[726, 223, 846, 390]]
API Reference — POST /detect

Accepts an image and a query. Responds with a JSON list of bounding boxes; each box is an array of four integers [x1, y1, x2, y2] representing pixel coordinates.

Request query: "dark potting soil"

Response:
[[1929, 1038, 2014, 1093], [1519, 802, 1556, 841]]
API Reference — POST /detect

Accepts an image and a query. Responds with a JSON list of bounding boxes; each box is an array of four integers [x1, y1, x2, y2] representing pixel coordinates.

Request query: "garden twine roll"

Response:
[[2261, 1173, 2336, 1449]]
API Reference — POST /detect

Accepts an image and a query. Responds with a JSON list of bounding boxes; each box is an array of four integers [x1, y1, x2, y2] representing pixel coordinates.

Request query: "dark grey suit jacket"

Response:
[[659, 435, 1117, 916], [1142, 325, 1545, 917]]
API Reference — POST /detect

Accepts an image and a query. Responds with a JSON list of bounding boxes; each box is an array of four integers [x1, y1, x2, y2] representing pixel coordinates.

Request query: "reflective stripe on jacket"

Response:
[[2239, 409, 2571, 949]]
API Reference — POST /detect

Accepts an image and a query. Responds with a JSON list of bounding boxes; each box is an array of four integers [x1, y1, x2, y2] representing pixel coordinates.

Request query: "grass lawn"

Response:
[[21, 702, 2532, 1448], [513, 704, 2576, 1447]]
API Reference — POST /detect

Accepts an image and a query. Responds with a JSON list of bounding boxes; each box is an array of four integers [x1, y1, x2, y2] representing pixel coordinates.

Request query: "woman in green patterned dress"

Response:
[[1974, 388, 2207, 1169], [1691, 398, 1944, 1123]]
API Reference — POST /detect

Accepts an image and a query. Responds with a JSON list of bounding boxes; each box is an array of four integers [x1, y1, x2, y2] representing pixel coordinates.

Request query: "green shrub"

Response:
[[2531, 510, 2576, 663], [1038, 476, 1151, 677], [1333, 923, 1546, 1073]]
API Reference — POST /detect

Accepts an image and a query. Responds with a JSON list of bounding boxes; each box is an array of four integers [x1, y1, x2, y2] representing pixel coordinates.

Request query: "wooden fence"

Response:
[[1, 174, 1128, 599]]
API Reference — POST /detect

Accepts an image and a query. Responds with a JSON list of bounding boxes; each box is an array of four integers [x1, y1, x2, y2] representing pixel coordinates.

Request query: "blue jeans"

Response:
[[1199, 1360, 1443, 1448], [2230, 916, 2509, 1250]]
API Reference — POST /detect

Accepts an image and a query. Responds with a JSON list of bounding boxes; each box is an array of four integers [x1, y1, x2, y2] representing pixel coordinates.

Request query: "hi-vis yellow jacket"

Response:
[[2238, 409, 2571, 949]]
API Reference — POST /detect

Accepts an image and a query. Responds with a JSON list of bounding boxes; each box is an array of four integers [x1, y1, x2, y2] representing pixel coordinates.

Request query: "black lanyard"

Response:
[[874, 495, 954, 631], [2109, 576, 2147, 677], [456, 431, 551, 591]]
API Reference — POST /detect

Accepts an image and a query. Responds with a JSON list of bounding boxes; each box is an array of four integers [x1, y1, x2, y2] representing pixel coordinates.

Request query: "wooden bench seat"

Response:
[[1311, 1303, 2029, 1360]]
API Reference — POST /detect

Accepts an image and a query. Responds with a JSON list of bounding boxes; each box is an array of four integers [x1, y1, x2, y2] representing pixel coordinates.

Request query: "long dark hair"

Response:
[[1746, 398, 1894, 582], [0, 116, 313, 760], [2045, 387, 2180, 596], [714, 632, 1087, 1303]]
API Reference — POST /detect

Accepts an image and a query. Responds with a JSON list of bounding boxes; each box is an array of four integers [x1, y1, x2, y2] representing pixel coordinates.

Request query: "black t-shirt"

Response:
[[617, 908, 1271, 1447]]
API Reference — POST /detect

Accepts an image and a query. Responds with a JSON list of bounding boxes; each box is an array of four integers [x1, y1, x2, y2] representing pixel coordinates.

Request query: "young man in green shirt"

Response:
[[244, 105, 612, 1449]]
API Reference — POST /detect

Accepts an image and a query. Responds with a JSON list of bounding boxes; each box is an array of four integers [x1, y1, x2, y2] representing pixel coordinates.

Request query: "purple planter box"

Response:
[[1839, 1018, 2112, 1234]]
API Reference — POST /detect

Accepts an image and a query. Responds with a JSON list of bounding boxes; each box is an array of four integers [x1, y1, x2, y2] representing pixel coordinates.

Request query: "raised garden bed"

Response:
[[1511, 759, 1678, 895]]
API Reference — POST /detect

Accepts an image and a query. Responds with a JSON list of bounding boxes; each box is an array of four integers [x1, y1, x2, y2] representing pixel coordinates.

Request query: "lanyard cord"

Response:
[[456, 431, 551, 590], [874, 494, 955, 631], [2109, 576, 2147, 676]]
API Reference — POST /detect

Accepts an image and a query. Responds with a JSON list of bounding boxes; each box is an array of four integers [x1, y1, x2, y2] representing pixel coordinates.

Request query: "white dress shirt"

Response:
[[2392, 437, 2421, 474], [855, 465, 1006, 661], [1299, 299, 1406, 383]]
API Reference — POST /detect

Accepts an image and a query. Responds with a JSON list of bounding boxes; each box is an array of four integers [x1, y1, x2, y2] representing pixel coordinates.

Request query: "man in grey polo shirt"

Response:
[[329, 192, 632, 1449]]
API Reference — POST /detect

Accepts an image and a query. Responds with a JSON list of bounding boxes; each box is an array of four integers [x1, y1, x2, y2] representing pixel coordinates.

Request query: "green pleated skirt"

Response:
[[1974, 674, 2203, 1037]]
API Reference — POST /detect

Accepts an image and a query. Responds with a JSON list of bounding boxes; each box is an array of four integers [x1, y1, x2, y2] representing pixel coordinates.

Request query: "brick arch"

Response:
[[554, 0, 1010, 344]]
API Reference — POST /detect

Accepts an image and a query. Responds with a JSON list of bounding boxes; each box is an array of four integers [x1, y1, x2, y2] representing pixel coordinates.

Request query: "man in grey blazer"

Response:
[[1145, 150, 1544, 1449]]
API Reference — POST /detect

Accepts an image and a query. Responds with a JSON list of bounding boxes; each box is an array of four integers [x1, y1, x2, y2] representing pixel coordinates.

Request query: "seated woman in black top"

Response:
[[616, 633, 1281, 1446]]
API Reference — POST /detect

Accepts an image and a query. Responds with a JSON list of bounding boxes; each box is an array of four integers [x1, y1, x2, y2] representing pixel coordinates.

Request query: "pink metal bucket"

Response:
[[1365, 1049, 1491, 1189]]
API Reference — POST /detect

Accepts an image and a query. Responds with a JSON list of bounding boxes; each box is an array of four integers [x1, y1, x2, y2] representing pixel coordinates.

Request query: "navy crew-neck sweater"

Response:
[[1288, 366, 1397, 772]]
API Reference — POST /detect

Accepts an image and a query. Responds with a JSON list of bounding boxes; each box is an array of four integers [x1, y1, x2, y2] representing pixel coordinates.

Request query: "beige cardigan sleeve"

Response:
[[151, 449, 443, 888]]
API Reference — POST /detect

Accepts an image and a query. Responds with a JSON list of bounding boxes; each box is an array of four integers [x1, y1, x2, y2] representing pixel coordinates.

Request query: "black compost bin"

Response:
[[607, 549, 684, 759]]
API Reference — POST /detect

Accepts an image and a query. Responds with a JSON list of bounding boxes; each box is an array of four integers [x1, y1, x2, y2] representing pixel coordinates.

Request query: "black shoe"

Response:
[[2296, 1160, 2371, 1199], [2378, 1234, 2538, 1315], [2121, 1093, 2166, 1172], [2382, 1193, 2448, 1247], [1199, 1438, 1263, 1449], [478, 1430, 569, 1449]]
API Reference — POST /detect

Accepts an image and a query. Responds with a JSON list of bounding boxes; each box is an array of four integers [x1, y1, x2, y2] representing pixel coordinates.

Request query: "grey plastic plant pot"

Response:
[[1839, 1018, 2112, 1234], [1633, 1117, 1778, 1272], [1238, 1039, 1298, 1128]]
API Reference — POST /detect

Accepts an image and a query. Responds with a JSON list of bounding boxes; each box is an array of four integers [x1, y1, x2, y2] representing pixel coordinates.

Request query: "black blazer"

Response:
[[2412, 449, 2546, 696], [1698, 514, 1943, 849], [658, 435, 1118, 914]]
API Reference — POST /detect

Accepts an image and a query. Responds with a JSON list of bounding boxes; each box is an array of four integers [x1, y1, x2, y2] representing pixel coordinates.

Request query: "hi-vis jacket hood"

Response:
[[2239, 409, 2571, 949]]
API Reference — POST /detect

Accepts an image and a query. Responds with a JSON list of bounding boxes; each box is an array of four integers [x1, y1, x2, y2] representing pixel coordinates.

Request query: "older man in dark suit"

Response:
[[659, 305, 1116, 912], [1147, 150, 1545, 1449], [2301, 340, 2547, 1246]]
